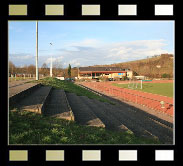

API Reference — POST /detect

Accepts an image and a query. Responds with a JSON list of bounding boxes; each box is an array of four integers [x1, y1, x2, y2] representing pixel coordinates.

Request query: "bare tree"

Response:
[[9, 61, 16, 75], [71, 68, 78, 77], [53, 61, 63, 76], [27, 65, 36, 75], [41, 63, 49, 76]]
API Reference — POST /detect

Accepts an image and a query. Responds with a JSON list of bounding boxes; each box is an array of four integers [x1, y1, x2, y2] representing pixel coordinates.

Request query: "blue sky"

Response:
[[9, 21, 174, 68]]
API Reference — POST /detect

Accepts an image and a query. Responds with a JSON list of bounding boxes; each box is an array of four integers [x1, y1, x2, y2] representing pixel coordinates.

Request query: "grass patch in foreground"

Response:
[[34, 77, 114, 104], [9, 110, 161, 144], [112, 83, 173, 98]]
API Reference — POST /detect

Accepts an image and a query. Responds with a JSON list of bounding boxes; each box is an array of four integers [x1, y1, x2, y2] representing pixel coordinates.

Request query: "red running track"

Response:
[[80, 81, 174, 116]]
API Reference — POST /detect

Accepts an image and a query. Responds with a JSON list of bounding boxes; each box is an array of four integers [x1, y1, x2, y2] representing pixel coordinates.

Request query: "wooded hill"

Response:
[[94, 54, 174, 78]]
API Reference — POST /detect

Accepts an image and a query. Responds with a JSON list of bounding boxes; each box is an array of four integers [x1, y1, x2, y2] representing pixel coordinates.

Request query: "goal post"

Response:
[[128, 78, 143, 90]]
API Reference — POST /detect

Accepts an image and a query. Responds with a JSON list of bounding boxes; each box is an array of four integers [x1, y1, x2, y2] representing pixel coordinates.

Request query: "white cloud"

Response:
[[107, 40, 170, 61], [9, 53, 35, 66], [10, 53, 34, 60], [56, 39, 171, 67], [9, 39, 172, 68], [64, 59, 80, 67], [45, 56, 64, 65]]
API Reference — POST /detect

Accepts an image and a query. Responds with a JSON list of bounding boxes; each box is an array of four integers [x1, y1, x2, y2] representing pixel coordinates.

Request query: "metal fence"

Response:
[[82, 82, 173, 116]]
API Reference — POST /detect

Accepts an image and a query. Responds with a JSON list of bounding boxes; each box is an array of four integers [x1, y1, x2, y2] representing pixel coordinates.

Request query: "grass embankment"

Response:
[[9, 77, 161, 144], [9, 110, 161, 144], [113, 82, 173, 98], [36, 77, 114, 104]]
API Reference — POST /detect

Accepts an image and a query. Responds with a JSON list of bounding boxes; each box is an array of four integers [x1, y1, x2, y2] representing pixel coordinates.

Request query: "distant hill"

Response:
[[93, 54, 174, 78]]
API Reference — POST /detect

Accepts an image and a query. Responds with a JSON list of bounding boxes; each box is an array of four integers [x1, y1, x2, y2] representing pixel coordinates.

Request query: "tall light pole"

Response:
[[50, 42, 53, 77], [36, 21, 39, 80]]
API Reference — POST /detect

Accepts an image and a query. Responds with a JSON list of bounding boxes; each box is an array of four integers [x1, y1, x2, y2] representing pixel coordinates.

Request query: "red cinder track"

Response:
[[80, 81, 174, 116]]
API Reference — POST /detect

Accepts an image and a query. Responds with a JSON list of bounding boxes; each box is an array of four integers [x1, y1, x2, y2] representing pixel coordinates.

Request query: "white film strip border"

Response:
[[8, 4, 174, 16], [8, 149, 175, 162], [155, 5, 174, 16]]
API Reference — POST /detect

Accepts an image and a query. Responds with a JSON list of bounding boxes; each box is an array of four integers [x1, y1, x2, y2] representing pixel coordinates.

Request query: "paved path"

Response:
[[9, 79, 35, 88], [9, 82, 39, 98]]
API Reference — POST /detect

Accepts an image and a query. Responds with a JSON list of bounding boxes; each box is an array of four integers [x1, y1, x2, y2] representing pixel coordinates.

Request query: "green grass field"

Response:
[[9, 109, 161, 144], [112, 82, 173, 97]]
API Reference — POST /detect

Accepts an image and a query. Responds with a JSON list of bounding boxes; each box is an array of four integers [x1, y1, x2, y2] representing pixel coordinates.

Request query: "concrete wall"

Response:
[[78, 76, 92, 79], [56, 77, 65, 80], [78, 72, 128, 79], [127, 71, 133, 79]]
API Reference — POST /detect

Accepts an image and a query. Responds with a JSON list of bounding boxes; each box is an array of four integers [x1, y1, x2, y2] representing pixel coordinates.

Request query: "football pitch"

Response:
[[112, 82, 173, 98]]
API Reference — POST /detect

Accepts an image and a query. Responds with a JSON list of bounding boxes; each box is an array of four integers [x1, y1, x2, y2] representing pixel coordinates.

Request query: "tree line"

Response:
[[9, 61, 78, 78]]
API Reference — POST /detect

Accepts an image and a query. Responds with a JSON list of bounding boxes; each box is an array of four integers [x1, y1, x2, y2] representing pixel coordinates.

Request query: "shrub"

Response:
[[98, 76, 109, 82], [162, 73, 170, 78], [114, 77, 120, 81], [121, 76, 127, 81]]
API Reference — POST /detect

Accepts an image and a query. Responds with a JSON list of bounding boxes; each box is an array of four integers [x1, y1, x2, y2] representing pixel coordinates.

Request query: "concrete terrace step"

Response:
[[80, 96, 130, 132], [66, 91, 172, 143], [100, 101, 173, 144], [9, 82, 41, 106], [44, 89, 74, 121], [79, 83, 173, 122], [78, 83, 173, 143], [9, 82, 39, 98], [66, 92, 105, 128], [83, 97, 155, 139], [16, 86, 52, 114]]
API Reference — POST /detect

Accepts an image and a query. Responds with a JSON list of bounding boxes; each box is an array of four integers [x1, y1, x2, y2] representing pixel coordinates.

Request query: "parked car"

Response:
[[108, 78, 113, 81], [65, 78, 75, 82]]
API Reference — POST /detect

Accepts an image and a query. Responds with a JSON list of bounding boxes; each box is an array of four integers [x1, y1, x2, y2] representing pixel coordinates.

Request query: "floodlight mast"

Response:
[[50, 43, 53, 77], [36, 21, 39, 80]]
